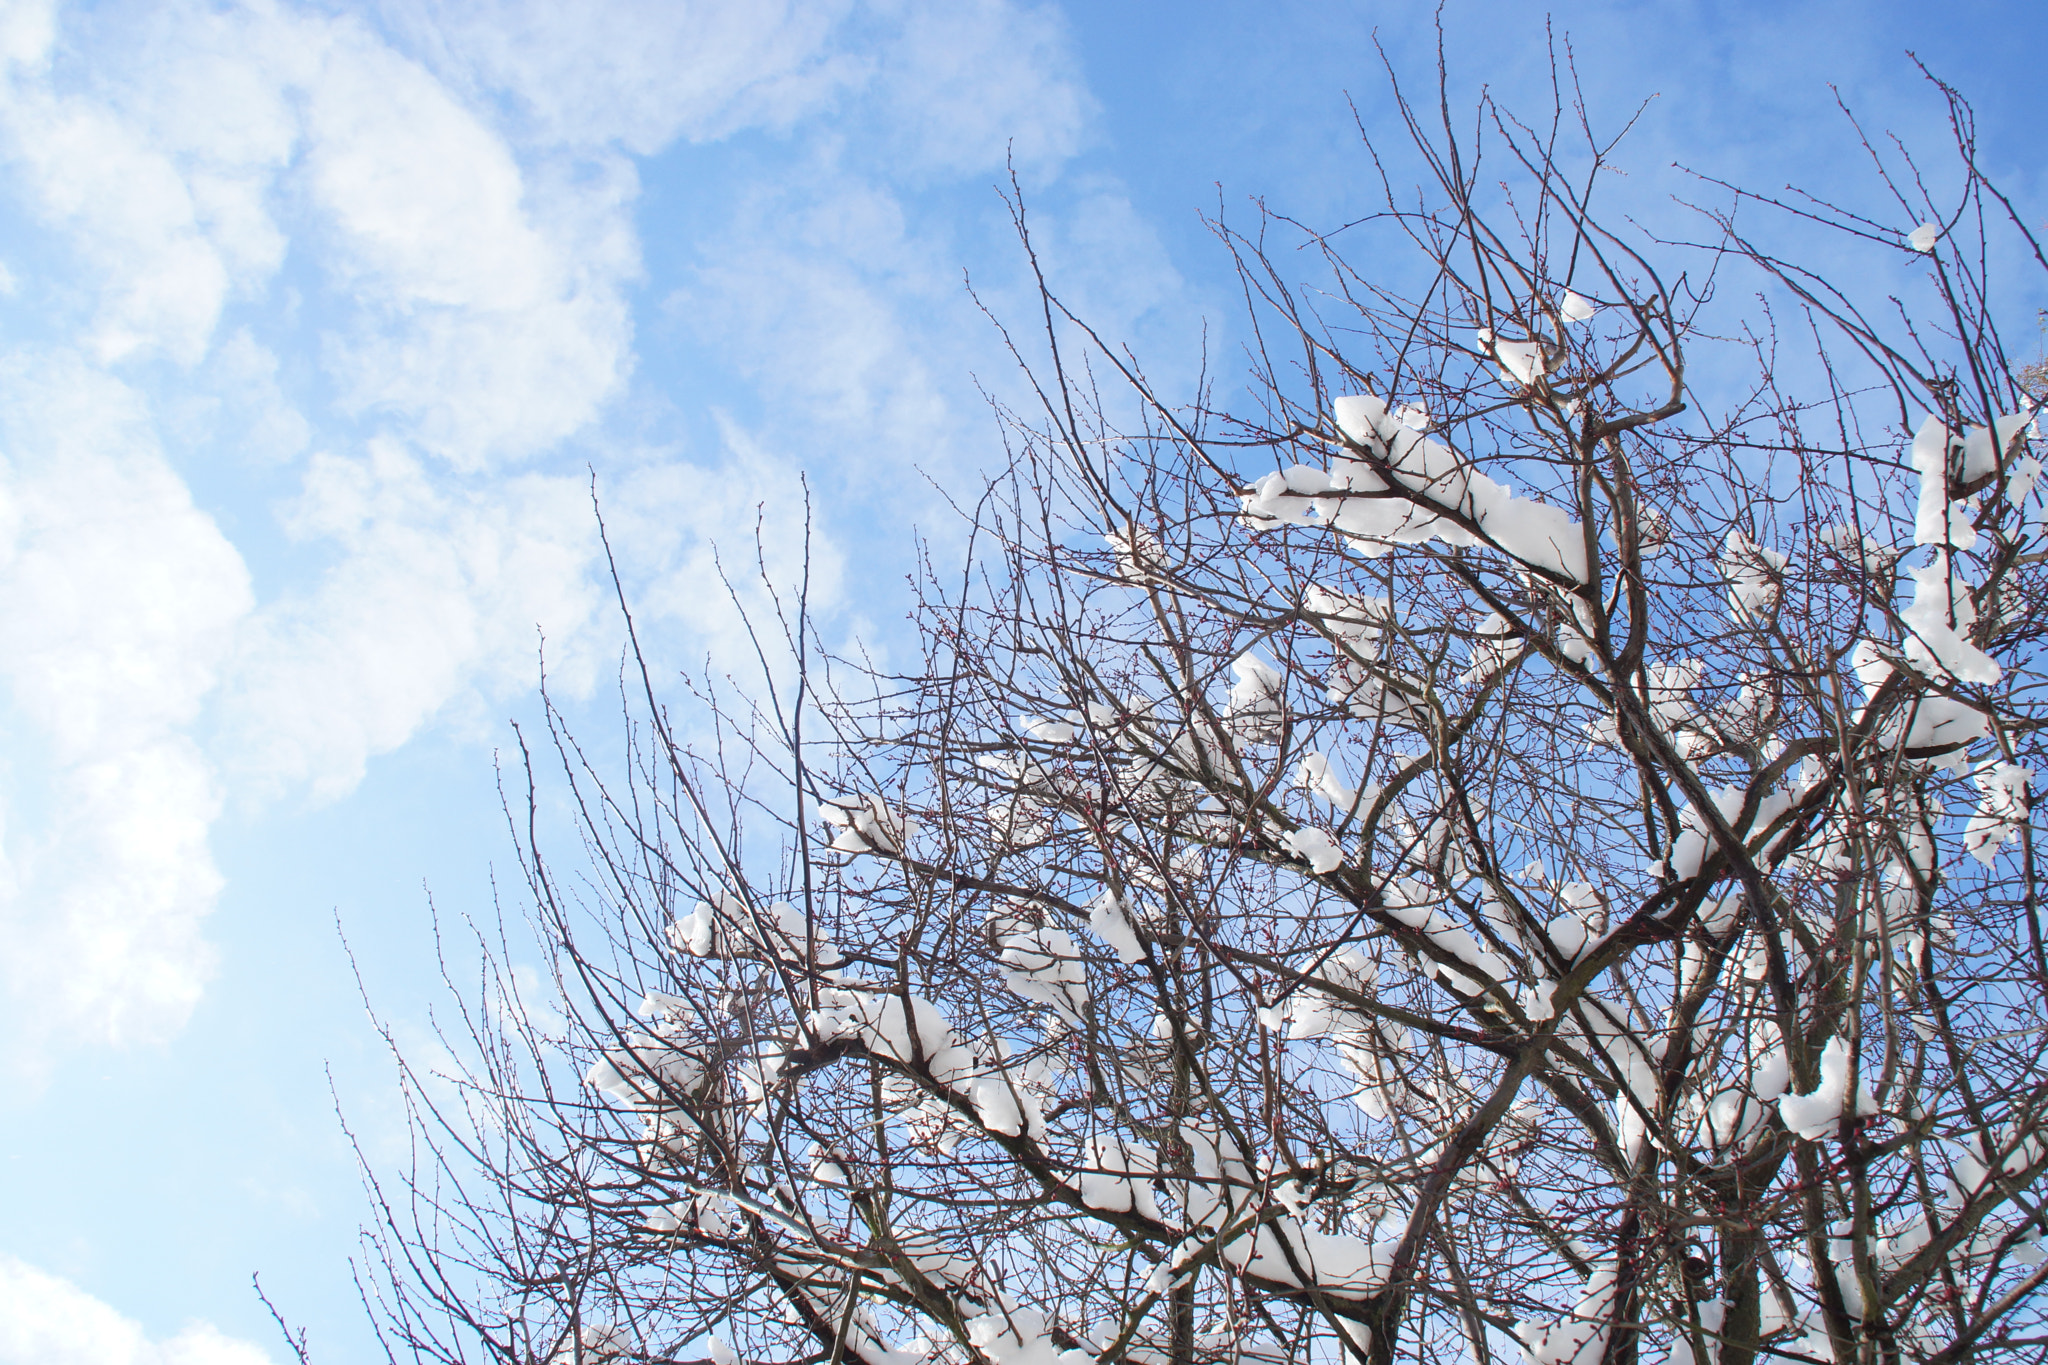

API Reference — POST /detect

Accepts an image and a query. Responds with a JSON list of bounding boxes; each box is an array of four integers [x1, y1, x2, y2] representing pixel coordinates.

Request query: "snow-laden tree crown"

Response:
[[361, 72, 2048, 1365]]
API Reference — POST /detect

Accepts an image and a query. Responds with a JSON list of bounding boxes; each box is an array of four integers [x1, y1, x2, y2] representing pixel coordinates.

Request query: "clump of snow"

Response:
[[1304, 584, 1428, 729], [813, 987, 1047, 1140], [1224, 654, 1286, 743], [820, 793, 912, 855], [639, 989, 689, 1019], [552, 1323, 628, 1364], [1719, 530, 1786, 624], [1544, 883, 1610, 963], [1516, 1262, 1619, 1365], [1265, 948, 1377, 1040], [1382, 884, 1512, 999], [1281, 826, 1345, 874], [816, 989, 968, 1081], [1635, 503, 1672, 557], [1900, 553, 2000, 685], [1911, 413, 1976, 550], [1018, 714, 1076, 743], [1462, 611, 1521, 683], [1106, 525, 1168, 582], [1078, 1133, 1164, 1219], [669, 889, 748, 958], [1297, 750, 1376, 816], [1560, 290, 1597, 324], [1169, 1123, 1405, 1297], [1476, 327, 1551, 387], [1664, 785, 1736, 881], [2009, 452, 2043, 504], [694, 1197, 737, 1238], [1563, 995, 1663, 1158], [1087, 889, 1146, 964], [886, 1225, 975, 1290], [1905, 410, 2030, 551], [999, 924, 1090, 1025], [669, 892, 842, 967], [1944, 1124, 2048, 1213], [1327, 394, 1588, 582], [1851, 639, 1991, 767], [1698, 1021, 1791, 1153], [585, 1034, 707, 1108], [1778, 1035, 1879, 1141], [1818, 523, 1900, 578], [1240, 465, 1336, 528], [1666, 1300, 1727, 1365], [1908, 223, 1941, 252], [1965, 761, 2031, 865], [1304, 584, 1390, 653], [965, 1307, 1094, 1365]]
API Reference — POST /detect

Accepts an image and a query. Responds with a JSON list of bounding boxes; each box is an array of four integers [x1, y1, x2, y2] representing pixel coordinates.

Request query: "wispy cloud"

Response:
[[377, 0, 863, 151]]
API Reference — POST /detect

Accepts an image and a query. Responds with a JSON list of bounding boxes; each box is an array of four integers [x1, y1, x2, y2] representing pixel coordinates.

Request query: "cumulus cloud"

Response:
[[302, 22, 638, 467], [0, 72, 233, 365], [0, 0, 655, 1055], [0, 1254, 273, 1364], [0, 0, 1124, 1067], [1, 0, 642, 467], [0, 0, 305, 363], [182, 329, 312, 466], [0, 355, 250, 1058], [220, 442, 609, 800], [682, 174, 956, 465]]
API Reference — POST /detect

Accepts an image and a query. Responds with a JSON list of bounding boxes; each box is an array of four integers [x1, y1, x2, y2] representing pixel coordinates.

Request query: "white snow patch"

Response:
[[1281, 826, 1344, 874], [1778, 1035, 1878, 1141], [819, 793, 912, 855]]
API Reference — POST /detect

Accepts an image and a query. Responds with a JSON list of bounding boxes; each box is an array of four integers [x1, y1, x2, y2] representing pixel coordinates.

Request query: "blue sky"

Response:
[[0, 0, 2042, 1359]]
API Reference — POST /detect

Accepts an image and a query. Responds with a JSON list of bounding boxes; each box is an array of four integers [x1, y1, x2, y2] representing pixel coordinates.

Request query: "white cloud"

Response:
[[672, 169, 1193, 534], [0, 0, 639, 467], [221, 441, 608, 800], [0, 85, 232, 364], [867, 0, 1092, 176], [218, 435, 850, 800], [378, 0, 862, 153], [376, 0, 1090, 177], [184, 329, 312, 466], [302, 24, 636, 467], [683, 172, 955, 454], [0, 355, 250, 1057], [0, 0, 55, 69], [608, 435, 847, 675], [0, 1, 306, 364], [0, 1254, 273, 1365], [0, 0, 1119, 1066]]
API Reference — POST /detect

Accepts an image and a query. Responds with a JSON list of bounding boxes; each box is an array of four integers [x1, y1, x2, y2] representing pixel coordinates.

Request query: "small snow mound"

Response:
[[1778, 1035, 1879, 1141], [1282, 826, 1345, 874]]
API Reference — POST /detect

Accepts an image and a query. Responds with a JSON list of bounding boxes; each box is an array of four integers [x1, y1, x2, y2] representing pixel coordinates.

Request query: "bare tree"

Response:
[[355, 58, 2048, 1365]]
